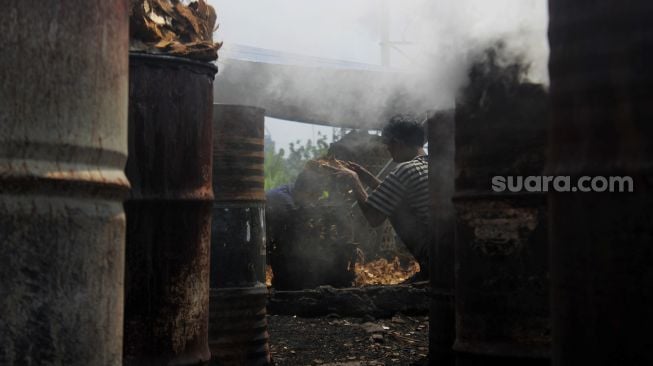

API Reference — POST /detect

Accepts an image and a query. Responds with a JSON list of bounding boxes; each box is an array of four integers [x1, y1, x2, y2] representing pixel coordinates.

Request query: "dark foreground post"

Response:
[[427, 110, 456, 366], [0, 1, 129, 364], [548, 2, 653, 365], [124, 54, 217, 366], [453, 80, 550, 365], [209, 104, 271, 366]]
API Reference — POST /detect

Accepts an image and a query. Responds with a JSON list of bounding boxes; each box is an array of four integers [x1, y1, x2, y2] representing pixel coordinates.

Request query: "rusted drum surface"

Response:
[[124, 54, 217, 366], [210, 202, 266, 288], [454, 82, 550, 365], [210, 104, 271, 366], [427, 110, 456, 366], [548, 2, 653, 365], [212, 104, 266, 202], [209, 287, 270, 366], [0, 2, 129, 365], [211, 104, 266, 288]]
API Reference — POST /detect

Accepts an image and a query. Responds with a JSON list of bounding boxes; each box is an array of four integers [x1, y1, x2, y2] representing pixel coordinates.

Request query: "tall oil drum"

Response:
[[548, 2, 653, 365], [453, 65, 550, 365], [427, 110, 456, 366], [124, 54, 217, 366], [0, 1, 129, 365], [209, 104, 271, 365]]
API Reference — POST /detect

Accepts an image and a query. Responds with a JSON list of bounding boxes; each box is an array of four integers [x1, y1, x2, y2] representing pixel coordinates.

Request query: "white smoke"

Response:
[[208, 0, 549, 127], [390, 0, 549, 85]]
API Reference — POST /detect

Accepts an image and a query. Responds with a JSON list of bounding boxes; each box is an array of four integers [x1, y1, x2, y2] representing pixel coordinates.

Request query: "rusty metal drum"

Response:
[[208, 287, 270, 366], [548, 2, 653, 365], [124, 54, 217, 366], [212, 104, 266, 203], [209, 104, 271, 365], [427, 110, 456, 366], [0, 1, 129, 365], [454, 80, 550, 365]]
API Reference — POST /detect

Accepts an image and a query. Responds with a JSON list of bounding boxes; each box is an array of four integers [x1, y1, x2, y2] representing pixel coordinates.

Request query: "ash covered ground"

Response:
[[268, 314, 429, 366]]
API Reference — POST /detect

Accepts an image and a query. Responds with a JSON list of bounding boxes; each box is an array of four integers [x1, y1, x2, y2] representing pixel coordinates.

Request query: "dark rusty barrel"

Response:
[[0, 1, 129, 365], [124, 54, 217, 366], [453, 75, 550, 365], [209, 104, 271, 366], [548, 2, 653, 365], [427, 110, 456, 366]]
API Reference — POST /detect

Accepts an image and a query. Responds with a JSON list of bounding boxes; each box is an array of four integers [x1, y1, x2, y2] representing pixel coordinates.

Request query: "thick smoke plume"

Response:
[[456, 42, 549, 192], [211, 0, 548, 128], [389, 0, 549, 112]]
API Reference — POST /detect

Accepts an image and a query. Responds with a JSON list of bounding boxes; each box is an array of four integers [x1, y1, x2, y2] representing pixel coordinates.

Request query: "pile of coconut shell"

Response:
[[130, 0, 221, 61]]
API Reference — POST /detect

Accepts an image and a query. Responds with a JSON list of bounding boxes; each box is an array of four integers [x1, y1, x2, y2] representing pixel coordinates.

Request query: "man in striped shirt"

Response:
[[342, 114, 430, 278]]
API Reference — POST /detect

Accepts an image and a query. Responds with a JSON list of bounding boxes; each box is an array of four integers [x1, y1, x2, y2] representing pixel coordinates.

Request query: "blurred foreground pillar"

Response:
[[209, 104, 271, 366], [427, 110, 456, 366], [0, 1, 129, 364], [548, 1, 653, 365]]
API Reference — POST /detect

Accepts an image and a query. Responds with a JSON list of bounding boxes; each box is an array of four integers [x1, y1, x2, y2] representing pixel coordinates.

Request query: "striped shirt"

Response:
[[367, 155, 429, 226]]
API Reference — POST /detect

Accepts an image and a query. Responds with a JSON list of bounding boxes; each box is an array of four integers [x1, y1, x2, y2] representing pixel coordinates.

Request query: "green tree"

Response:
[[264, 147, 292, 190], [264, 132, 330, 191]]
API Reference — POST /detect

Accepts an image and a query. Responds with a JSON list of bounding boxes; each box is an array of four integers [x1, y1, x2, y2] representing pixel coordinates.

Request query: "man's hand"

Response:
[[335, 167, 368, 202], [335, 166, 386, 227], [343, 161, 381, 189]]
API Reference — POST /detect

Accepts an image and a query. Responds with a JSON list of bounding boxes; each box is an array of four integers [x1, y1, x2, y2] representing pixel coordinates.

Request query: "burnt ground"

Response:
[[268, 314, 429, 366]]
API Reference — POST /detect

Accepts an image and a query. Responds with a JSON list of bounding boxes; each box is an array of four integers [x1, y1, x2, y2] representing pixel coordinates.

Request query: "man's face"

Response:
[[384, 139, 401, 162]]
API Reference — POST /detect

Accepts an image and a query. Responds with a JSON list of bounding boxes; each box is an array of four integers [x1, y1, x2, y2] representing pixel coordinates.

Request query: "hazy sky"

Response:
[[208, 0, 549, 152], [210, 0, 382, 63]]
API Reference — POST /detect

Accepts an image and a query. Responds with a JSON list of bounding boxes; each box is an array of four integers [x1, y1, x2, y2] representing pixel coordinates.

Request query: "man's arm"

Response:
[[344, 161, 382, 189], [358, 199, 387, 227], [341, 169, 387, 227]]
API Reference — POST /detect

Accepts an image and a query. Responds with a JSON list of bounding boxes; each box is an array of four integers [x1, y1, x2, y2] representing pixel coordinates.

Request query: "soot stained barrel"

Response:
[[427, 110, 456, 366], [548, 2, 653, 365], [454, 74, 550, 365], [124, 54, 217, 366], [209, 104, 271, 366], [0, 1, 129, 365]]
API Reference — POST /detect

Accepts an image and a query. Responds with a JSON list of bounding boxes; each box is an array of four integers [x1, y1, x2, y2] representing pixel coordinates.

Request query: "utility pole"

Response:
[[379, 1, 415, 68], [380, 0, 390, 67]]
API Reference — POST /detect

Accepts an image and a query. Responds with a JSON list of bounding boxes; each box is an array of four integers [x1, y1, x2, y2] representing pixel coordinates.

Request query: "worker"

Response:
[[265, 168, 323, 288], [265, 168, 323, 244], [340, 114, 429, 279]]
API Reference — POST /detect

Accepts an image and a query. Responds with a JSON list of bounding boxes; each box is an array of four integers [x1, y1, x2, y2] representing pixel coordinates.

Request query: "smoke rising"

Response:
[[399, 0, 549, 101], [209, 0, 548, 128]]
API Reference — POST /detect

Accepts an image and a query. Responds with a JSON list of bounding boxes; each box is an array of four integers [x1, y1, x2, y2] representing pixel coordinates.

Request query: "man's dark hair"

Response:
[[381, 114, 425, 147]]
